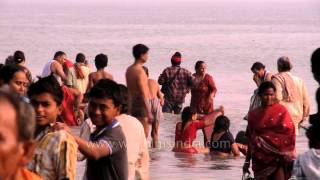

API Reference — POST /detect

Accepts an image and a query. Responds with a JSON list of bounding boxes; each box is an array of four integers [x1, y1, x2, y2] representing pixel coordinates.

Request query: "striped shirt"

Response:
[[28, 126, 78, 180]]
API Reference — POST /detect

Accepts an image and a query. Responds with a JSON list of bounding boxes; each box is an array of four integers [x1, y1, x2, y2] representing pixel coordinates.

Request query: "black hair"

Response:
[[171, 52, 181, 66], [54, 51, 66, 59], [142, 66, 149, 77], [251, 62, 265, 72], [0, 65, 27, 85], [118, 84, 129, 114], [27, 75, 64, 105], [213, 115, 230, 133], [133, 44, 149, 60], [94, 53, 108, 69], [235, 131, 249, 145], [13, 50, 25, 64], [88, 79, 121, 108], [258, 81, 276, 96], [311, 48, 320, 79], [0, 89, 35, 141], [181, 106, 196, 132], [76, 53, 86, 63], [195, 61, 205, 71]]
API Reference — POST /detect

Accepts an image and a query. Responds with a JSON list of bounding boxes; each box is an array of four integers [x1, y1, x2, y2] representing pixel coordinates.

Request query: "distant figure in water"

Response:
[[142, 66, 164, 148], [158, 52, 193, 114], [173, 106, 223, 154], [243, 81, 296, 180], [190, 60, 217, 146], [251, 62, 273, 87], [209, 115, 240, 157], [126, 44, 152, 137], [244, 62, 273, 120], [272, 56, 310, 134], [87, 53, 114, 91]]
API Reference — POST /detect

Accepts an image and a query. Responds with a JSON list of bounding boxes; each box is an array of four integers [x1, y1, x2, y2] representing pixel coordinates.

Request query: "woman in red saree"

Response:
[[243, 81, 296, 180], [190, 61, 217, 145]]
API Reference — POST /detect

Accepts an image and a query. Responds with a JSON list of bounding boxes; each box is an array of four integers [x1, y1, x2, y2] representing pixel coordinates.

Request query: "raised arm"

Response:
[[51, 61, 67, 81], [203, 106, 224, 126]]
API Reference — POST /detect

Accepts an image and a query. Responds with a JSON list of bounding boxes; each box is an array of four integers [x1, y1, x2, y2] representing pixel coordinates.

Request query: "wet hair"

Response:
[[171, 52, 181, 66], [0, 89, 35, 141], [27, 75, 64, 105], [133, 44, 149, 60], [94, 53, 108, 69], [235, 131, 249, 145], [277, 56, 292, 72], [76, 53, 86, 63], [118, 84, 129, 114], [213, 115, 230, 133], [13, 50, 25, 64], [258, 81, 276, 96], [251, 62, 265, 72], [311, 48, 320, 79], [88, 79, 121, 108], [181, 106, 196, 132], [142, 66, 149, 77], [53, 51, 66, 59], [195, 61, 205, 71], [0, 65, 27, 85]]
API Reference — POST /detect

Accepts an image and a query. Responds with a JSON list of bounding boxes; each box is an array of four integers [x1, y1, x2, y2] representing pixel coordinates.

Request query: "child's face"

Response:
[[88, 97, 120, 128], [30, 93, 61, 126]]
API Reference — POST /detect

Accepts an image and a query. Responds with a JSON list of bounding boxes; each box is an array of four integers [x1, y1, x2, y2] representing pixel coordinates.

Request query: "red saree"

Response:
[[248, 103, 296, 179], [191, 74, 217, 114], [59, 85, 77, 126], [191, 73, 217, 145]]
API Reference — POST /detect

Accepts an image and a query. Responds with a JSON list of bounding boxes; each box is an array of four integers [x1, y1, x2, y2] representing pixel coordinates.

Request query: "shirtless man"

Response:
[[143, 66, 164, 147], [126, 44, 152, 137], [87, 53, 114, 91]]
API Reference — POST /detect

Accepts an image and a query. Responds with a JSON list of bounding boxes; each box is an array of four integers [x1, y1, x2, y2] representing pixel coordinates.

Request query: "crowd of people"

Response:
[[0, 45, 319, 180]]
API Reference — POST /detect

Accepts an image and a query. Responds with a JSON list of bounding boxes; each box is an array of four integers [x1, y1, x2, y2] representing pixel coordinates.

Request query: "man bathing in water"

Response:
[[126, 44, 152, 137]]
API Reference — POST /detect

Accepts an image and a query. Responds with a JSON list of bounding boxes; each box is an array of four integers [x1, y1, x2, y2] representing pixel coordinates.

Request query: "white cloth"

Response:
[[116, 114, 149, 180], [272, 72, 310, 134], [78, 119, 96, 180], [291, 149, 320, 180], [76, 65, 90, 94], [42, 60, 62, 85]]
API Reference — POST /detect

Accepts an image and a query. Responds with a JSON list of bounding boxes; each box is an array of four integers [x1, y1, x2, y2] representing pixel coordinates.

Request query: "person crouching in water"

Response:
[[173, 106, 223, 154], [209, 116, 240, 157]]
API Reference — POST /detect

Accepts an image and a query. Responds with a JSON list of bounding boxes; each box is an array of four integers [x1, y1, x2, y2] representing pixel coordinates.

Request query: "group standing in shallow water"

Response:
[[0, 46, 319, 180]]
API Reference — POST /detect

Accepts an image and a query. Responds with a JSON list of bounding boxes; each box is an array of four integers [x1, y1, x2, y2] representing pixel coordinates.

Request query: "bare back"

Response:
[[148, 79, 160, 99], [92, 70, 113, 84], [126, 64, 150, 99]]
